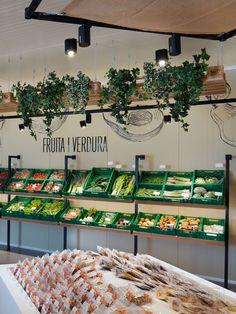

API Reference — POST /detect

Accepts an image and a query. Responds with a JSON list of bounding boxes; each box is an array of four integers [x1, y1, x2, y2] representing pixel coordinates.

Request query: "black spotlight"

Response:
[[65, 38, 77, 57], [18, 123, 25, 131], [155, 49, 168, 67], [79, 24, 91, 47], [86, 113, 92, 124], [164, 115, 171, 124], [80, 120, 86, 128], [169, 34, 181, 56]]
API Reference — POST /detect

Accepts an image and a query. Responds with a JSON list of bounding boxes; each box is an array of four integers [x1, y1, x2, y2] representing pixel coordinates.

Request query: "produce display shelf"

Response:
[[132, 231, 224, 246], [134, 199, 226, 209]]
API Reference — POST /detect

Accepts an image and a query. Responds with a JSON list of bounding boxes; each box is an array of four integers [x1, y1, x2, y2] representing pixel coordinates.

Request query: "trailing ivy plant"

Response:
[[143, 48, 210, 130], [98, 68, 141, 125], [13, 70, 91, 139], [12, 82, 42, 139], [64, 71, 90, 112]]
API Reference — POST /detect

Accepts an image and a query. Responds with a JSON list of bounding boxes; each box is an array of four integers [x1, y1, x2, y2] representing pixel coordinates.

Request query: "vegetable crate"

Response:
[[0, 179, 9, 191], [47, 169, 66, 181], [59, 206, 84, 224], [166, 171, 194, 185], [153, 215, 179, 236], [0, 168, 10, 179], [36, 199, 66, 221], [77, 208, 101, 226], [108, 171, 135, 200], [23, 180, 44, 193], [29, 169, 51, 180], [133, 212, 159, 233], [12, 168, 32, 179], [83, 168, 115, 197], [62, 170, 90, 196], [1, 196, 29, 218], [134, 183, 163, 200], [162, 185, 192, 203], [194, 170, 224, 185], [176, 216, 203, 238], [94, 211, 118, 228], [139, 171, 167, 186], [19, 198, 47, 219], [110, 212, 136, 230], [201, 218, 225, 241], [191, 184, 224, 205], [5, 179, 27, 192], [40, 180, 64, 195]]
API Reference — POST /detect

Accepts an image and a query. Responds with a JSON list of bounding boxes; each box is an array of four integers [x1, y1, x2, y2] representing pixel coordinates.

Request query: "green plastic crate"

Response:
[[110, 212, 135, 230], [59, 206, 84, 224], [140, 171, 167, 185], [23, 180, 45, 193], [154, 214, 178, 236], [0, 168, 10, 179], [166, 171, 193, 185], [0, 179, 8, 191], [41, 180, 64, 195], [133, 212, 159, 233], [36, 199, 66, 221], [78, 208, 101, 226], [176, 215, 203, 238], [12, 168, 32, 179], [201, 218, 225, 241], [29, 169, 51, 180], [94, 211, 118, 227], [48, 169, 65, 181], [62, 170, 90, 196], [108, 171, 135, 200], [83, 168, 115, 197], [191, 184, 224, 205], [162, 184, 192, 203], [5, 179, 27, 192], [134, 183, 163, 200], [194, 170, 224, 185], [19, 198, 46, 219], [1, 196, 29, 217]]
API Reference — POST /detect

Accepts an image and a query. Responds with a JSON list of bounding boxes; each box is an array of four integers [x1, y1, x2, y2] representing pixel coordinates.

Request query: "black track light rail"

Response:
[[1, 97, 236, 121], [25, 1, 236, 41]]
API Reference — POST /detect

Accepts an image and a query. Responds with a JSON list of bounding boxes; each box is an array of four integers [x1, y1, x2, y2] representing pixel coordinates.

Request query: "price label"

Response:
[[215, 192, 223, 197], [132, 164, 135, 169], [152, 191, 160, 196], [107, 161, 114, 166], [76, 187, 83, 194], [215, 163, 224, 168], [159, 164, 166, 169], [115, 164, 122, 169], [181, 192, 189, 199]]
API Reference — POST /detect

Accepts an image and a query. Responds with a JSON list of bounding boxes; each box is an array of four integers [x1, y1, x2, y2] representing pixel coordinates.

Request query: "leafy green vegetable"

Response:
[[111, 174, 134, 196]]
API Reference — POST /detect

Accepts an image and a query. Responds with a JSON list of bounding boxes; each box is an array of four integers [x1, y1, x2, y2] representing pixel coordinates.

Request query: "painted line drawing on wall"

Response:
[[211, 103, 236, 147], [103, 109, 164, 142], [31, 116, 67, 135]]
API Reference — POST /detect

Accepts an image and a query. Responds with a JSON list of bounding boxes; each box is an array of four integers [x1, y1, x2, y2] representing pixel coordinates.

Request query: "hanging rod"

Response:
[[1, 97, 236, 120]]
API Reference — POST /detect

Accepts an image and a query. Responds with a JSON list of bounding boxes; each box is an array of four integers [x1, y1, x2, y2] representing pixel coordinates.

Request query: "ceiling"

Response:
[[0, 0, 235, 93]]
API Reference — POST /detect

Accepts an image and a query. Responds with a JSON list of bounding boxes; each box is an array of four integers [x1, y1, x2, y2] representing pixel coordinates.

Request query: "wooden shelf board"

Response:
[[60, 222, 131, 234], [0, 216, 58, 226], [4, 191, 62, 199], [64, 195, 133, 203], [135, 200, 225, 209], [132, 231, 224, 246]]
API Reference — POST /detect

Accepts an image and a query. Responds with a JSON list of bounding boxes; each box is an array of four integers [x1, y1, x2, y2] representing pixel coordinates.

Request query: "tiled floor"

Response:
[[0, 246, 44, 265]]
